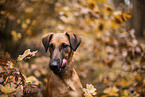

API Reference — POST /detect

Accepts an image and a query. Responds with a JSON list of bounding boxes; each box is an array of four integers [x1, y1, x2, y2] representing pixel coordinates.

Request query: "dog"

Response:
[[42, 32, 83, 97]]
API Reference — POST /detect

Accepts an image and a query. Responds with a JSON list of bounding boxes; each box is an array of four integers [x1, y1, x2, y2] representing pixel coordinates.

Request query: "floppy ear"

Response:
[[42, 33, 53, 52], [65, 32, 82, 51]]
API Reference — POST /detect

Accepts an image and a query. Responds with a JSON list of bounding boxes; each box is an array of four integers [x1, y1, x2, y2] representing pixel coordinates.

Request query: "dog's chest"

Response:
[[48, 69, 83, 97]]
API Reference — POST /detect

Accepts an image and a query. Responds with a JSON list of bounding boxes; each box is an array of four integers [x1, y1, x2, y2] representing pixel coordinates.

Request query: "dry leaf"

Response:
[[0, 84, 16, 94], [103, 86, 119, 96], [83, 84, 97, 97], [26, 76, 39, 85], [6, 61, 14, 69], [17, 49, 38, 61]]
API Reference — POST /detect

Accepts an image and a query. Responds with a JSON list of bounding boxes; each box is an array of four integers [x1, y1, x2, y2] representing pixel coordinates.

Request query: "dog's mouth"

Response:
[[52, 59, 67, 75], [60, 59, 67, 70]]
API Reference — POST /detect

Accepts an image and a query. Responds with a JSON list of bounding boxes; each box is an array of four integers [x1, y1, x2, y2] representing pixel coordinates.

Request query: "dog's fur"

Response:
[[42, 32, 83, 97]]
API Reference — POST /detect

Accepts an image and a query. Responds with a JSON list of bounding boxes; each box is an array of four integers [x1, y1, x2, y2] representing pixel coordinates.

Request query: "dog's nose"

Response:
[[49, 59, 61, 71]]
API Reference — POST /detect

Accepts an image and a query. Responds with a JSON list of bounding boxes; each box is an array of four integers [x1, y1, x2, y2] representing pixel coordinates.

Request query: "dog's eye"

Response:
[[49, 43, 54, 51], [61, 43, 69, 50]]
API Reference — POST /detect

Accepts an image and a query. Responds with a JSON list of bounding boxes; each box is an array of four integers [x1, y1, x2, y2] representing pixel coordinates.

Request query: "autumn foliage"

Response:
[[0, 0, 145, 97]]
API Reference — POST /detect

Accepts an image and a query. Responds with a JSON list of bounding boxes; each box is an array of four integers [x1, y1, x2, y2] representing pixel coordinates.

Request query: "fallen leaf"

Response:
[[103, 86, 119, 96], [83, 84, 97, 97], [26, 76, 39, 85], [0, 84, 16, 94], [6, 61, 14, 69], [17, 49, 38, 61]]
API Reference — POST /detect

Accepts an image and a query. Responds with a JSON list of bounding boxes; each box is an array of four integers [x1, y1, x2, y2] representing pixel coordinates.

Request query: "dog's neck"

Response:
[[59, 62, 74, 79]]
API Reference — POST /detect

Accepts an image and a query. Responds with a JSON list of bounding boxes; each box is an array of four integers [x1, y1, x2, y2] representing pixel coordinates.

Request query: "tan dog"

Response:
[[42, 32, 83, 97]]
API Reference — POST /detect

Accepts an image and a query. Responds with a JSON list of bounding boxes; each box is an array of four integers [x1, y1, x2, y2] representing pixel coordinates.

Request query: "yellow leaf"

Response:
[[26, 29, 32, 35], [17, 49, 38, 61], [26, 19, 31, 24], [11, 31, 22, 41], [22, 23, 27, 29], [120, 79, 132, 87], [87, 0, 97, 10], [25, 7, 34, 13], [17, 19, 21, 24], [87, 0, 97, 5], [26, 76, 39, 85], [83, 84, 97, 97], [122, 12, 132, 21], [6, 61, 14, 69], [111, 20, 121, 28], [121, 90, 130, 97], [103, 86, 119, 96], [112, 11, 131, 26], [0, 84, 16, 94], [83, 89, 93, 97], [11, 31, 18, 41]]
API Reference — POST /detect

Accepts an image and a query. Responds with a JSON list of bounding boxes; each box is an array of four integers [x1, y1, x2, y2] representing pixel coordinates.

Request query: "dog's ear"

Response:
[[65, 32, 82, 51], [42, 33, 53, 52]]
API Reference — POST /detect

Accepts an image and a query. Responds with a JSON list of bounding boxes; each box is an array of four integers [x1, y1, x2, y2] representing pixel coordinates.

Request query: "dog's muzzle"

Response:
[[49, 59, 67, 75]]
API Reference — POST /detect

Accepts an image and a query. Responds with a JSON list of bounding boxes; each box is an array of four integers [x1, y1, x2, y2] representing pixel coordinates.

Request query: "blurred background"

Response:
[[0, 0, 145, 96]]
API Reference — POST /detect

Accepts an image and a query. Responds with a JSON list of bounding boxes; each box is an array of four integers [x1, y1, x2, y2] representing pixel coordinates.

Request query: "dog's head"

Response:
[[42, 32, 82, 75]]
